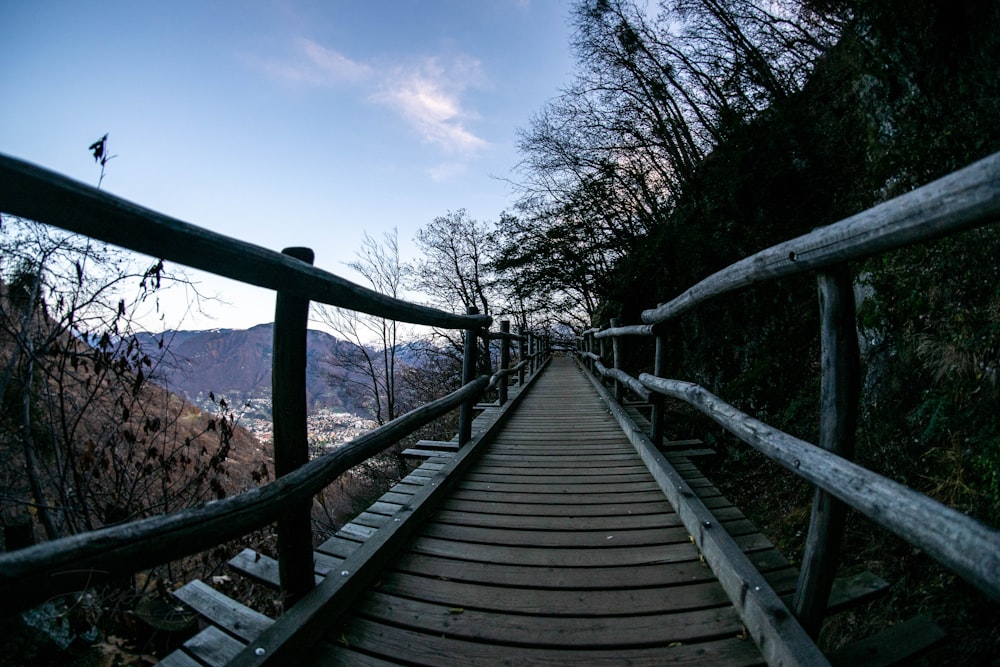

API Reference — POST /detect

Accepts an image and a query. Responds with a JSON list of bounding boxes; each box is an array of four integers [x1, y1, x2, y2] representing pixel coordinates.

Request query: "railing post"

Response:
[[458, 306, 479, 447], [498, 320, 510, 405], [587, 329, 597, 374], [517, 326, 527, 386], [527, 332, 536, 374], [610, 318, 623, 402], [272, 246, 315, 610], [650, 330, 667, 447], [793, 265, 861, 636]]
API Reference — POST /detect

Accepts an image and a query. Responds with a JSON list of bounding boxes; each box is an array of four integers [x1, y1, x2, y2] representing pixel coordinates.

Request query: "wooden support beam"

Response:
[[650, 332, 667, 447], [610, 318, 624, 402], [272, 246, 316, 609], [459, 306, 479, 446], [498, 321, 510, 405], [794, 266, 861, 635]]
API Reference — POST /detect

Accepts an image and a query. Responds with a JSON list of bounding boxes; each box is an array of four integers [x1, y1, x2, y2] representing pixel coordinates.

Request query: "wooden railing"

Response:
[[0, 154, 548, 613], [576, 151, 1000, 641]]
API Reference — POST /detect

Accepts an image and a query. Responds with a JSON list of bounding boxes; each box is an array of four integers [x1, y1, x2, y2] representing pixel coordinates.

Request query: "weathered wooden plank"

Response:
[[445, 489, 674, 505], [583, 361, 829, 666], [354, 591, 743, 646], [454, 479, 662, 494], [430, 508, 682, 531], [316, 619, 763, 667], [0, 154, 490, 330], [825, 571, 889, 614], [336, 522, 376, 541], [418, 520, 759, 549], [467, 465, 652, 478], [639, 373, 1000, 601], [226, 351, 548, 666], [228, 548, 336, 588], [420, 522, 687, 548], [173, 579, 273, 642], [183, 625, 245, 667], [156, 650, 204, 667], [391, 551, 796, 589], [413, 439, 459, 451], [372, 571, 734, 614], [642, 150, 1000, 325], [400, 448, 454, 459], [828, 615, 946, 667], [437, 497, 674, 517], [406, 535, 700, 567]]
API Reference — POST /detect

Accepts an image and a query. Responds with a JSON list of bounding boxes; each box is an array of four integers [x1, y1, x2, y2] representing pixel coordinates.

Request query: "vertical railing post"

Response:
[[610, 318, 623, 402], [793, 265, 861, 636], [517, 325, 527, 386], [499, 320, 510, 405], [650, 330, 667, 447], [458, 306, 479, 447], [527, 332, 536, 374], [272, 246, 315, 610], [587, 329, 597, 374], [599, 327, 609, 384]]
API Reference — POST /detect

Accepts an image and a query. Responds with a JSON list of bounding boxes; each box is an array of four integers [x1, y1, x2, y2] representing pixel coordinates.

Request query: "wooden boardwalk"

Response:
[[163, 356, 829, 666], [305, 356, 776, 665]]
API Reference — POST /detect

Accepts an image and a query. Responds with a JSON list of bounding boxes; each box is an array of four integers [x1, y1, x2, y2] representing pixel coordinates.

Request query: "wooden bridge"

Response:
[[1, 152, 999, 665], [168, 355, 803, 666]]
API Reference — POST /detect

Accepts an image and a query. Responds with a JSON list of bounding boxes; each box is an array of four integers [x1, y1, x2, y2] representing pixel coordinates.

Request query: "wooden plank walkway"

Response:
[[306, 356, 770, 665], [166, 355, 889, 666]]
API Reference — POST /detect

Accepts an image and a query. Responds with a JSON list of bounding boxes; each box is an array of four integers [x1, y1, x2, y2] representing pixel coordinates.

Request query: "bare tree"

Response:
[[0, 216, 236, 545], [314, 229, 406, 426]]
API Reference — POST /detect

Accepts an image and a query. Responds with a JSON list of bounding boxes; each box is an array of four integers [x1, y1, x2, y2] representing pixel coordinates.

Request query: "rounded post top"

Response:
[[281, 247, 315, 264]]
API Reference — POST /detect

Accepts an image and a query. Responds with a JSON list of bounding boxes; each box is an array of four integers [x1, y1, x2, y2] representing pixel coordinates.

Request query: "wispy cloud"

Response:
[[373, 57, 489, 155], [261, 41, 488, 159], [262, 38, 372, 85]]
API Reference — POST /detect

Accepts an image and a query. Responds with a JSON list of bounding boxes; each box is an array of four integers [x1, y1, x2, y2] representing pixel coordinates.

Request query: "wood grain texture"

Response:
[[317, 357, 769, 665], [0, 153, 489, 330], [639, 373, 1000, 601]]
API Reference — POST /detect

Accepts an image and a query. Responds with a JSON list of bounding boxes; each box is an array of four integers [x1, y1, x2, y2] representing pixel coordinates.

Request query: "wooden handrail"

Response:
[[0, 376, 489, 613], [641, 150, 1000, 327], [594, 360, 650, 402], [637, 374, 1000, 601], [576, 152, 1000, 624], [0, 154, 490, 331], [593, 323, 654, 338]]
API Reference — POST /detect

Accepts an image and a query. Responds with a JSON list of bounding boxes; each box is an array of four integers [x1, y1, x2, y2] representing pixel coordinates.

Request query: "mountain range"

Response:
[[132, 324, 368, 418]]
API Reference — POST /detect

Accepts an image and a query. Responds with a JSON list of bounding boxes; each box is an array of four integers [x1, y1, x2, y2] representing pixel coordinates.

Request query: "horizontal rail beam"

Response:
[[0, 154, 489, 331], [0, 376, 489, 613], [639, 374, 1000, 601], [486, 360, 529, 391], [642, 150, 1000, 326], [593, 323, 655, 338], [594, 361, 651, 402]]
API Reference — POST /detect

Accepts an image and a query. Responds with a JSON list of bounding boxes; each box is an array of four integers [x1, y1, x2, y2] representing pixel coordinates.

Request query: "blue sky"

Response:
[[1, 1, 575, 331]]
